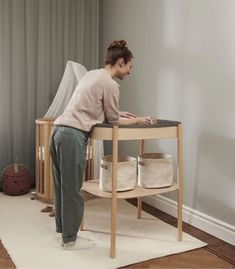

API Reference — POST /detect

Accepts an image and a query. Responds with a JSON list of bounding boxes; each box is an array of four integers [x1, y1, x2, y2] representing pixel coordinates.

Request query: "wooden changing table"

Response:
[[82, 119, 182, 258]]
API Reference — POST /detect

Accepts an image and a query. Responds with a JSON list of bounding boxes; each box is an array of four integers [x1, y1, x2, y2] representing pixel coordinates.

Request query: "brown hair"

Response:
[[105, 40, 133, 66]]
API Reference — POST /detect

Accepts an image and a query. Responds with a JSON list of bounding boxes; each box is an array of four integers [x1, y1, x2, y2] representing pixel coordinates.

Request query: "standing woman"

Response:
[[50, 40, 153, 250]]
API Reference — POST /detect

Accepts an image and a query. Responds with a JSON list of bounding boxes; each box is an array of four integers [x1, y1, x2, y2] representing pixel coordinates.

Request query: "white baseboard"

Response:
[[143, 195, 235, 246]]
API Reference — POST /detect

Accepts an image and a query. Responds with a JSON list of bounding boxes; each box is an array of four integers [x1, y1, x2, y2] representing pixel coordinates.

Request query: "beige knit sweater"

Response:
[[54, 68, 120, 132]]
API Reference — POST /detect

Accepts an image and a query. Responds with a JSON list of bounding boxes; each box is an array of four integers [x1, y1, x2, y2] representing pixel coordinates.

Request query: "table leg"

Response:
[[110, 126, 118, 258], [137, 139, 144, 219], [137, 197, 142, 219], [87, 138, 92, 180], [177, 124, 183, 241]]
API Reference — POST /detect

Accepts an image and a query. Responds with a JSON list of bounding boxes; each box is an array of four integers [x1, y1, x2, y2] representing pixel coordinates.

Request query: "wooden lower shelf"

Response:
[[82, 180, 178, 199]]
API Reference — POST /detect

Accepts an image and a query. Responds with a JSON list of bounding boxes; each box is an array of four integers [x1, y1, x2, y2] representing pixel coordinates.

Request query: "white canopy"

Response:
[[44, 61, 87, 118]]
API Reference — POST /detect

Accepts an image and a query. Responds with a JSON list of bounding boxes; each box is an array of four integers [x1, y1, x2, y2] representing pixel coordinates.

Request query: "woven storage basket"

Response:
[[1, 163, 31, 196], [99, 155, 137, 192], [138, 153, 173, 188]]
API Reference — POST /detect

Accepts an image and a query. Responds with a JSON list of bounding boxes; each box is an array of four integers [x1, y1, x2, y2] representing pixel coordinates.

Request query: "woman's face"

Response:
[[115, 58, 133, 80]]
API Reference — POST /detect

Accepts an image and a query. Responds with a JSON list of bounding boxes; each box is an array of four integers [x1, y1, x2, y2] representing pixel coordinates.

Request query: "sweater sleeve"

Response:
[[103, 86, 120, 123]]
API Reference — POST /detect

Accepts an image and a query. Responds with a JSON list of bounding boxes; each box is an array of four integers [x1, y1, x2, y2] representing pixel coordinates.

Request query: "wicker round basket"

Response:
[[1, 163, 31, 196]]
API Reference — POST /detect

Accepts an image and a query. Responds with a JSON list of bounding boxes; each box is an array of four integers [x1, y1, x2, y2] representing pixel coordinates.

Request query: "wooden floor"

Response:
[[0, 198, 234, 269]]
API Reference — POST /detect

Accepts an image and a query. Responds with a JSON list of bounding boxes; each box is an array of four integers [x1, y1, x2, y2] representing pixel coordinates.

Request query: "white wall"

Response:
[[100, 0, 235, 227]]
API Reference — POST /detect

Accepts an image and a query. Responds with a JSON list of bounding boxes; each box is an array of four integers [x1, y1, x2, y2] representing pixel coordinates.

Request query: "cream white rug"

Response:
[[0, 192, 206, 269]]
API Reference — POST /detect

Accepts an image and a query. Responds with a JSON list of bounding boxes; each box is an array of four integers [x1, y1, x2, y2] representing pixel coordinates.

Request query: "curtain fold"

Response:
[[0, 0, 99, 178]]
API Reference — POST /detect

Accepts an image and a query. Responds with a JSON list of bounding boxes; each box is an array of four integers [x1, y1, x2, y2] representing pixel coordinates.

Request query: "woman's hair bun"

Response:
[[108, 40, 127, 50], [105, 39, 133, 65]]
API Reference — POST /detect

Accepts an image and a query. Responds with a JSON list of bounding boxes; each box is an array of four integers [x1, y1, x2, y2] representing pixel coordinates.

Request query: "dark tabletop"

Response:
[[93, 119, 181, 129]]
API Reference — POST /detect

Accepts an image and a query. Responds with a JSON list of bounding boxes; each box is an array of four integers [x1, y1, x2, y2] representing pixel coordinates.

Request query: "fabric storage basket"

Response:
[[99, 155, 137, 192], [138, 153, 173, 188]]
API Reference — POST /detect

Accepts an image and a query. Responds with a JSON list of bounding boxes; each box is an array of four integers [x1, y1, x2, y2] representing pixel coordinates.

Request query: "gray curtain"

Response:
[[0, 0, 99, 179]]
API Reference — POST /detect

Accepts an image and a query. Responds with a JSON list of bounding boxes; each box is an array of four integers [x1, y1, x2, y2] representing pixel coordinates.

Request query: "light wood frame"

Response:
[[35, 118, 55, 203], [35, 118, 94, 204], [83, 123, 183, 258]]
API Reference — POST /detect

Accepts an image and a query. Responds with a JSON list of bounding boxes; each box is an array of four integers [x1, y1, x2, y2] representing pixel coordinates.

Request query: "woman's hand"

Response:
[[136, 116, 154, 125], [115, 115, 157, 126], [119, 111, 136, 118]]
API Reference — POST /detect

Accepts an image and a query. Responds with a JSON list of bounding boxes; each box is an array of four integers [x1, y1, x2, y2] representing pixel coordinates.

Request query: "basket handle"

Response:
[[101, 164, 108, 170], [138, 161, 145, 166], [14, 157, 19, 174]]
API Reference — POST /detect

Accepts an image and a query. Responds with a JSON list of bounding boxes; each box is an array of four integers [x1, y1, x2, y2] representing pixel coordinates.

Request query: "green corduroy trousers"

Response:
[[49, 126, 88, 243]]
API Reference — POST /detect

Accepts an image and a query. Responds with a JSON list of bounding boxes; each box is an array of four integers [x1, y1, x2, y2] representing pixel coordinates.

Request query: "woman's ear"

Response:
[[117, 58, 125, 67]]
